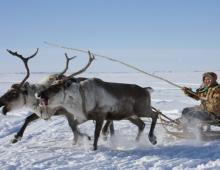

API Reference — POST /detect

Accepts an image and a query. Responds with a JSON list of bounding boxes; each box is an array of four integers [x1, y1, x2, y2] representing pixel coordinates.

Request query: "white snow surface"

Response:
[[1, 71, 220, 170]]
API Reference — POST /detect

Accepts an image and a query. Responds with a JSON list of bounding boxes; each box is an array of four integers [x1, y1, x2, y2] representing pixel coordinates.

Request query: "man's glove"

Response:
[[181, 87, 192, 95], [181, 86, 200, 100]]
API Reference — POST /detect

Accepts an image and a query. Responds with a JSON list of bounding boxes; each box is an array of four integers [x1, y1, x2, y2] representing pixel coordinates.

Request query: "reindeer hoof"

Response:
[[148, 134, 157, 145], [72, 140, 77, 145], [135, 135, 141, 141], [102, 134, 108, 141], [11, 138, 18, 143], [87, 136, 91, 141], [11, 136, 21, 144]]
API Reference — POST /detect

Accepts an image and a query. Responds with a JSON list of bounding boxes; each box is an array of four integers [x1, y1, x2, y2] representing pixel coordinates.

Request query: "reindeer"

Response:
[[37, 66, 158, 150], [0, 49, 95, 144]]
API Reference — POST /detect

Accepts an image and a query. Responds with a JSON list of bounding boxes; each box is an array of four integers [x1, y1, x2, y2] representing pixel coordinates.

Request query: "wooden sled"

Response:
[[152, 107, 220, 140]]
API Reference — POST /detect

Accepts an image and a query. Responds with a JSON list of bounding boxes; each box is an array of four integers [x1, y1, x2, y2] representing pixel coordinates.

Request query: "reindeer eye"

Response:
[[53, 86, 60, 93]]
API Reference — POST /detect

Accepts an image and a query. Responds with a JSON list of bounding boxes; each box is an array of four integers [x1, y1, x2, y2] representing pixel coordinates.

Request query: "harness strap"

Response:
[[22, 93, 27, 105]]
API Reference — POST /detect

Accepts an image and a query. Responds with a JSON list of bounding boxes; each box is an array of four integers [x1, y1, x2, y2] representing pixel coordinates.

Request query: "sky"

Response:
[[0, 0, 220, 73]]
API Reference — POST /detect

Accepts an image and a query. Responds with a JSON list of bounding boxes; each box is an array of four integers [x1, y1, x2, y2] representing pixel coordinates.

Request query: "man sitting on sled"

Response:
[[180, 72, 220, 132]]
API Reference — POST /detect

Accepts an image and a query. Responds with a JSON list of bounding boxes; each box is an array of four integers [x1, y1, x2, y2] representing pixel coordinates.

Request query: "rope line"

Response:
[[44, 41, 182, 89], [44, 42, 201, 100]]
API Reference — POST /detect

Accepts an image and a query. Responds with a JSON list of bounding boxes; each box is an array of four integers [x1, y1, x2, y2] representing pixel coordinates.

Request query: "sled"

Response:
[[152, 107, 220, 140]]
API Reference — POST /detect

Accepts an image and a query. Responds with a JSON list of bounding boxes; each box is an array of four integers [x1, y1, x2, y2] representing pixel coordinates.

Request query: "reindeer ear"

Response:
[[64, 80, 73, 88], [11, 84, 20, 89], [57, 75, 65, 80], [23, 82, 30, 88]]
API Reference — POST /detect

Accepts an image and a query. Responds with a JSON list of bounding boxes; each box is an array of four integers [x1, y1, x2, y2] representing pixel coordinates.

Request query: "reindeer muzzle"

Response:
[[40, 98, 48, 106], [40, 95, 49, 107]]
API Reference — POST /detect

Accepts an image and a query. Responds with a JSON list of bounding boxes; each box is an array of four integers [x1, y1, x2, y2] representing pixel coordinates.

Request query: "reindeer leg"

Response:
[[102, 120, 111, 136], [128, 116, 145, 141], [12, 113, 39, 143], [63, 112, 90, 145], [93, 118, 104, 150], [66, 118, 80, 145], [102, 120, 115, 140], [148, 111, 158, 145], [109, 121, 115, 136]]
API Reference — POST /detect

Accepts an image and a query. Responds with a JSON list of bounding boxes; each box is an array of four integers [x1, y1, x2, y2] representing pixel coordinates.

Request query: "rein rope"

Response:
[[44, 41, 200, 97], [44, 41, 182, 88]]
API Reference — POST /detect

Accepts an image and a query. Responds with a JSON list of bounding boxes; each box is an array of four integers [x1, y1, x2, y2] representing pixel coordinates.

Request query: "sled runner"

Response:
[[152, 107, 220, 140]]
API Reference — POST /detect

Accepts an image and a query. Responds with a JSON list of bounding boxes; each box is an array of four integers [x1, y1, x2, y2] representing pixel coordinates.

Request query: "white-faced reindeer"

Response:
[[0, 49, 95, 144], [37, 70, 158, 150]]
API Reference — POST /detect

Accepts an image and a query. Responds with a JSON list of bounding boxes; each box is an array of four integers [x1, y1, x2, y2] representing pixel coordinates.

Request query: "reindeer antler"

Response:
[[58, 53, 76, 77], [67, 51, 95, 78], [6, 48, 39, 86]]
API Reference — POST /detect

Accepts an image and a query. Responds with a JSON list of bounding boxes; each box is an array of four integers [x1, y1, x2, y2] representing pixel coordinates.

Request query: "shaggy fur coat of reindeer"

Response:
[[0, 49, 95, 144], [0, 75, 90, 143], [38, 78, 158, 150]]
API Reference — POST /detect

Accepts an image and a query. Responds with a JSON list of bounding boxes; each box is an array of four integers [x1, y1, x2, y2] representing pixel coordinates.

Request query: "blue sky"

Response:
[[0, 0, 220, 73]]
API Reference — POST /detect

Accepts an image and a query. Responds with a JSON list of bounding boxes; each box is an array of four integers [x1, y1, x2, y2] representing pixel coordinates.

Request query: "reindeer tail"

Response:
[[144, 87, 154, 93]]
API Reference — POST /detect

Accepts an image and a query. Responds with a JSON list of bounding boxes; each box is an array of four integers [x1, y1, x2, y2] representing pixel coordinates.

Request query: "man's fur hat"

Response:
[[203, 72, 217, 82]]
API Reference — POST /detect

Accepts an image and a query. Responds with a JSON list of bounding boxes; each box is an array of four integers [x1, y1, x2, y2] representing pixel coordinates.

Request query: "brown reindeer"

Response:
[[37, 60, 158, 150]]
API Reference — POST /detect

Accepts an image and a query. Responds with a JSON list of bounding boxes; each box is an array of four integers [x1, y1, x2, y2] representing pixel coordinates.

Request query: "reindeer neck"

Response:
[[24, 84, 46, 108]]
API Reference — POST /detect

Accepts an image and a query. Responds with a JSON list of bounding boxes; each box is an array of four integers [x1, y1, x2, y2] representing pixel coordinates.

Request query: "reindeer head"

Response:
[[38, 53, 76, 87], [0, 49, 38, 115], [0, 51, 79, 115], [37, 51, 95, 108], [38, 78, 74, 107]]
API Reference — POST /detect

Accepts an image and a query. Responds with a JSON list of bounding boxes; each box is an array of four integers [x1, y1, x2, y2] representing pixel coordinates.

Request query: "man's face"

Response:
[[203, 76, 213, 87]]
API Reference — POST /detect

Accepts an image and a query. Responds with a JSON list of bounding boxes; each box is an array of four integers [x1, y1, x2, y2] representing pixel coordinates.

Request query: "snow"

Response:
[[1, 71, 220, 170]]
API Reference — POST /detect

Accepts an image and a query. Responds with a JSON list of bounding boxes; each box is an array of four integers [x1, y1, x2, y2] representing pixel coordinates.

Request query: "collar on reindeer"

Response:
[[22, 92, 27, 105]]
